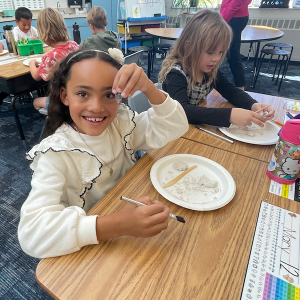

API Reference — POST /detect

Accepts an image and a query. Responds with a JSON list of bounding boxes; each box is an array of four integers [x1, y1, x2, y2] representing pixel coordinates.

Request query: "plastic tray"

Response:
[[17, 39, 44, 56]]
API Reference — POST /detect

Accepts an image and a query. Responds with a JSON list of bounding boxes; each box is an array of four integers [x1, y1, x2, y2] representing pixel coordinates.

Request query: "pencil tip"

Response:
[[176, 216, 186, 224]]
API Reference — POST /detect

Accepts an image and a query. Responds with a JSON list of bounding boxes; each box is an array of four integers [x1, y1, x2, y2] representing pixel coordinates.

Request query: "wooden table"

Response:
[[182, 89, 298, 163], [145, 25, 283, 43], [35, 138, 300, 300], [0, 47, 52, 148]]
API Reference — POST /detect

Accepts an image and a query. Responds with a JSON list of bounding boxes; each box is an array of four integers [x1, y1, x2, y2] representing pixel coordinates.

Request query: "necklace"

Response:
[[73, 125, 115, 176]]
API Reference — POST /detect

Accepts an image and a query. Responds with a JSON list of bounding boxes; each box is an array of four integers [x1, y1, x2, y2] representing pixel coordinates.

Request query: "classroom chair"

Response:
[[124, 50, 144, 65], [38, 108, 48, 141], [253, 46, 291, 92], [151, 43, 172, 71], [128, 83, 162, 160], [128, 46, 152, 78]]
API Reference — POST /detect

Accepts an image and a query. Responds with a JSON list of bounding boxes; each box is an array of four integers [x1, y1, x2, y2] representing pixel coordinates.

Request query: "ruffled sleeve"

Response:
[[19, 132, 101, 258], [114, 91, 188, 157]]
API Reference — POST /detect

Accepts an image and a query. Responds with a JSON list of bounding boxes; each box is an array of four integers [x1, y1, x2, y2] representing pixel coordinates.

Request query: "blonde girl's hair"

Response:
[[86, 7, 108, 29], [37, 8, 70, 45], [159, 10, 232, 89]]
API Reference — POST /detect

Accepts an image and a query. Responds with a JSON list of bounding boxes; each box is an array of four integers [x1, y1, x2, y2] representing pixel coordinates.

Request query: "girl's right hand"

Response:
[[117, 196, 170, 238], [229, 108, 267, 127]]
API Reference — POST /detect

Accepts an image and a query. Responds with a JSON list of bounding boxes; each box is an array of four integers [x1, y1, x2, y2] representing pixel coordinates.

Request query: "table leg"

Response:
[[251, 42, 260, 88], [147, 50, 151, 79], [11, 95, 27, 150]]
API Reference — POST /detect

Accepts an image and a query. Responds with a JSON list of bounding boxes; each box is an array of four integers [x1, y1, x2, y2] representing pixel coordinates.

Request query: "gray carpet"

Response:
[[0, 55, 299, 300]]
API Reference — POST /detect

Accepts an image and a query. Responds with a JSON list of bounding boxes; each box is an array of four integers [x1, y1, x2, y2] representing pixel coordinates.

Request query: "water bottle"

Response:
[[73, 22, 81, 44], [267, 119, 300, 184], [3, 25, 18, 56]]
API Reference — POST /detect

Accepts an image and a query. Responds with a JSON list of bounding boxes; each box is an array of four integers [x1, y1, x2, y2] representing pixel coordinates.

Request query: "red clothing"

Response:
[[37, 41, 79, 80], [220, 0, 252, 23]]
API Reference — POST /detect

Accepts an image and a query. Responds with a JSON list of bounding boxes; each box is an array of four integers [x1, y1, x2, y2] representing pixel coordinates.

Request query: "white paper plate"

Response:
[[0, 50, 8, 56], [150, 154, 236, 211], [43, 44, 48, 47], [218, 121, 280, 145], [23, 57, 42, 66]]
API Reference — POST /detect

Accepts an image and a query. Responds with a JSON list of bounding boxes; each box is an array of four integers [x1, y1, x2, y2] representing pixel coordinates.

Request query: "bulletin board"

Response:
[[124, 0, 165, 19], [13, 0, 45, 10], [0, 0, 14, 12]]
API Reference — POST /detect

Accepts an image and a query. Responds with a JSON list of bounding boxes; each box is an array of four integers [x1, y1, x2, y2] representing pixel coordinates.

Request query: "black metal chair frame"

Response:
[[253, 47, 291, 92]]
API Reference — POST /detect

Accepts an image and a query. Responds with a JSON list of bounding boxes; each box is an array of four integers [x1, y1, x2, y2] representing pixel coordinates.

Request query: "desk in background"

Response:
[[0, 47, 52, 149], [35, 137, 300, 300]]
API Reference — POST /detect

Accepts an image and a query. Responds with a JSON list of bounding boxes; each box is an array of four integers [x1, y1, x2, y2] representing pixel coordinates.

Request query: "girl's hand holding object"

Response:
[[96, 196, 170, 240], [251, 103, 275, 119], [112, 63, 166, 105], [230, 108, 267, 127], [229, 103, 275, 127]]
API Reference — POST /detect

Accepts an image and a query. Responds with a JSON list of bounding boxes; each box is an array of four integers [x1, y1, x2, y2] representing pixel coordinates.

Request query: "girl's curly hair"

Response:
[[46, 49, 122, 135]]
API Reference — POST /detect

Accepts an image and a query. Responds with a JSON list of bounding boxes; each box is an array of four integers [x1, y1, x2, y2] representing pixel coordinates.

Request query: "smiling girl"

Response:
[[159, 10, 275, 128], [18, 49, 189, 258]]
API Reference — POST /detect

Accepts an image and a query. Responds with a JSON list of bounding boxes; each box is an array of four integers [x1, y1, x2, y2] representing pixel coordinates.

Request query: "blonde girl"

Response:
[[159, 10, 275, 127], [18, 49, 188, 258], [30, 7, 79, 110]]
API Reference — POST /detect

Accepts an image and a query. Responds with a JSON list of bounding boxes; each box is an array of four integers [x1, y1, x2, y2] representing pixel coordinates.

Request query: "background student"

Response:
[[12, 7, 38, 41], [18, 49, 189, 258], [220, 0, 252, 90], [29, 8, 79, 111], [159, 10, 275, 128], [79, 7, 121, 51]]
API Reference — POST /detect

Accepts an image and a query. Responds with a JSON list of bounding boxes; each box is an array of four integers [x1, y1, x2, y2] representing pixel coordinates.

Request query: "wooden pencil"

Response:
[[255, 104, 271, 113]]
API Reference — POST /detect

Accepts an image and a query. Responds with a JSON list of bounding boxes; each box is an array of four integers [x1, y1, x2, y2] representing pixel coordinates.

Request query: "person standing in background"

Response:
[[220, 0, 252, 91]]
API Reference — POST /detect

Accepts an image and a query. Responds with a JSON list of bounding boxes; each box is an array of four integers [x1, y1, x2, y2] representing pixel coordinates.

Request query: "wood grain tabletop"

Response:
[[241, 25, 284, 43], [182, 90, 300, 163], [35, 138, 300, 300], [145, 25, 284, 42], [0, 46, 52, 79]]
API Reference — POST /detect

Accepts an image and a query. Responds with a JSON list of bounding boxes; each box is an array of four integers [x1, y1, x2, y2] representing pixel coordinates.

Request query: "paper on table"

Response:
[[0, 57, 27, 65], [241, 201, 300, 300], [269, 179, 295, 200]]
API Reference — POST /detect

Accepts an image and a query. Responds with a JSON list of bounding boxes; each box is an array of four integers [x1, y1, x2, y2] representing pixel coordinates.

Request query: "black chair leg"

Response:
[[275, 56, 284, 86], [151, 48, 155, 71], [253, 53, 265, 89], [284, 47, 293, 79], [39, 117, 48, 142], [278, 56, 288, 92], [266, 55, 273, 73], [147, 50, 151, 79], [245, 42, 253, 68], [11, 95, 27, 150], [272, 56, 280, 81]]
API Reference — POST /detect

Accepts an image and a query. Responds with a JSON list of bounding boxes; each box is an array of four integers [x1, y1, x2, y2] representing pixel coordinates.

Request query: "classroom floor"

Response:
[[0, 55, 299, 300]]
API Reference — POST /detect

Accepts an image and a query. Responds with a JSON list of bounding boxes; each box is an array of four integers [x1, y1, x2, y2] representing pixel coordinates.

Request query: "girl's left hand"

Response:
[[251, 103, 275, 120], [112, 63, 152, 98]]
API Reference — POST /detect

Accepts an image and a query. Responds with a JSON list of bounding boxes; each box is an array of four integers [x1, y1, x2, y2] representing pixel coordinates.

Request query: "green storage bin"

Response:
[[17, 39, 44, 56], [141, 38, 159, 47]]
